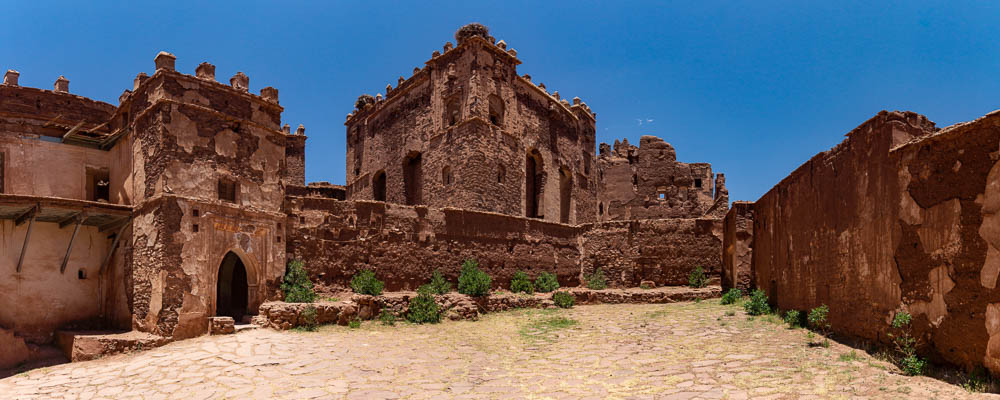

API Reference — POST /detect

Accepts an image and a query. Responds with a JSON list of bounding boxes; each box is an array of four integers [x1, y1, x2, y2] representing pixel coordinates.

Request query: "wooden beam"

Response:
[[61, 121, 86, 141], [99, 220, 130, 276], [16, 211, 36, 273], [59, 215, 85, 274], [15, 204, 38, 226], [58, 211, 86, 229]]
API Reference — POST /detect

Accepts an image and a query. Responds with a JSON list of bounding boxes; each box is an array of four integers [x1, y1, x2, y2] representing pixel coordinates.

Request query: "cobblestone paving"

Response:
[[1, 301, 994, 399]]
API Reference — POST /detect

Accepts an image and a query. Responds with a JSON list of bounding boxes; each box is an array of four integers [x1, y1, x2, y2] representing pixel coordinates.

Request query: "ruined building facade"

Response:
[[0, 25, 728, 369]]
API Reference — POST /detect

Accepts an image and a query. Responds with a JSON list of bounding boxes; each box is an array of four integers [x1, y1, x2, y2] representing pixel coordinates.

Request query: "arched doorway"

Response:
[[216, 252, 249, 322]]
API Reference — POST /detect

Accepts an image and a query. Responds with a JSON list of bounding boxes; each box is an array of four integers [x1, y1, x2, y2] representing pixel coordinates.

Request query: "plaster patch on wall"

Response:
[[984, 303, 1000, 373], [979, 159, 1000, 288], [908, 265, 954, 327], [917, 199, 962, 258], [169, 106, 204, 154]]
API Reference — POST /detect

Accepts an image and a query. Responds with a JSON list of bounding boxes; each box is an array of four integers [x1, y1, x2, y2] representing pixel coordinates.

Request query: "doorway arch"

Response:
[[216, 251, 249, 322]]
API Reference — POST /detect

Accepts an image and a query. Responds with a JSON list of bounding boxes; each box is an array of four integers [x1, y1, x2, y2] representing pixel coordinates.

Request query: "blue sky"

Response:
[[4, 1, 998, 202]]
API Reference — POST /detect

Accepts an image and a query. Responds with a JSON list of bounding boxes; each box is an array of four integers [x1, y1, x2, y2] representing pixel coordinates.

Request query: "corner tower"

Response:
[[344, 23, 598, 224]]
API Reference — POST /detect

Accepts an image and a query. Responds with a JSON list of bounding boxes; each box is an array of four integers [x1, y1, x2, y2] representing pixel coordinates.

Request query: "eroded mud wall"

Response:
[[287, 196, 722, 291], [753, 109, 1000, 372], [580, 218, 723, 287], [723, 201, 753, 292]]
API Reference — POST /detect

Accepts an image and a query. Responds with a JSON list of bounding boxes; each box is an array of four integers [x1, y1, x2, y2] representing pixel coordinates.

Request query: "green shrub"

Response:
[[510, 270, 535, 294], [890, 311, 925, 376], [426, 269, 451, 295], [378, 309, 396, 326], [406, 291, 441, 324], [639, 282, 653, 290], [553, 291, 575, 308], [585, 268, 607, 290], [535, 272, 560, 293], [743, 289, 770, 316], [348, 319, 361, 329], [298, 305, 318, 331], [784, 310, 801, 328], [350, 269, 384, 296], [807, 305, 831, 347], [281, 260, 317, 303], [688, 266, 707, 288], [720, 288, 742, 305], [457, 259, 492, 296]]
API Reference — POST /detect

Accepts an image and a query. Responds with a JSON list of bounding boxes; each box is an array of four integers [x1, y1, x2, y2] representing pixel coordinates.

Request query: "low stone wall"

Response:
[[54, 331, 170, 362], [285, 196, 723, 291], [256, 286, 722, 330]]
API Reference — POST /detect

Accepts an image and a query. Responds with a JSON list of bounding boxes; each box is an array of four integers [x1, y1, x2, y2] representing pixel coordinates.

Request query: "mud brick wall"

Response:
[[285, 197, 584, 291], [722, 201, 753, 292], [753, 109, 1000, 373], [596, 136, 728, 221], [344, 36, 597, 224], [287, 196, 723, 291], [580, 218, 723, 287]]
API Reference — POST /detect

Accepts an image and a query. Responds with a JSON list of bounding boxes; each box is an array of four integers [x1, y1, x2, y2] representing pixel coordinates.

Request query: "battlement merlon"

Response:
[[120, 51, 286, 139]]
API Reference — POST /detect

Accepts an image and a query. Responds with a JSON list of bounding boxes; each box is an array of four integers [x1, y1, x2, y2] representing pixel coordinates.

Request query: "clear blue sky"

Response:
[[4, 1, 998, 202]]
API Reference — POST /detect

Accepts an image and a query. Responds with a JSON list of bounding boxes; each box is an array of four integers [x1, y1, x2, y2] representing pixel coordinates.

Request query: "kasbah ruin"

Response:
[[2, 21, 1000, 399]]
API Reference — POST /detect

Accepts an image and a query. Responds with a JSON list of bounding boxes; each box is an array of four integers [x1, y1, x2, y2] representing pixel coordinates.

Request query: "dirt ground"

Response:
[[1, 300, 996, 399]]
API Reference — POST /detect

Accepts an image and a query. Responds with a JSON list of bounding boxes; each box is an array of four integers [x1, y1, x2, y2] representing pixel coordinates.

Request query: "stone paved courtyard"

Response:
[[2, 300, 995, 399]]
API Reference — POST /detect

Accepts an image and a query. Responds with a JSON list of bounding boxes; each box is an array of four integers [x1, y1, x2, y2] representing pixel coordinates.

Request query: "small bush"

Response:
[[720, 288, 742, 305], [890, 310, 925, 376], [900, 355, 926, 376], [426, 269, 451, 295], [458, 259, 492, 296], [348, 319, 361, 329], [355, 94, 375, 109], [585, 268, 607, 290], [406, 291, 441, 324], [298, 305, 318, 331], [839, 350, 861, 362], [350, 269, 384, 296], [535, 272, 560, 293], [281, 260, 316, 303], [639, 282, 653, 290], [553, 291, 575, 308], [688, 266, 707, 288], [378, 309, 396, 326], [743, 289, 770, 316], [808, 305, 831, 347], [510, 270, 535, 294], [784, 310, 801, 328]]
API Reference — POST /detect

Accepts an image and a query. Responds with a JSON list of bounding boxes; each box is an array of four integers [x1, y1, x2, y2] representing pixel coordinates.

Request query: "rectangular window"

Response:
[[694, 178, 702, 188], [218, 178, 237, 203]]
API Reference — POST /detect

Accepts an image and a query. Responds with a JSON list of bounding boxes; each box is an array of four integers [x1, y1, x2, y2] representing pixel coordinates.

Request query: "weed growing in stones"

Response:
[[281, 260, 316, 303], [585, 268, 608, 290], [350, 269, 384, 296], [552, 291, 574, 308], [960, 367, 994, 393], [688, 266, 707, 288], [348, 319, 361, 329], [510, 270, 535, 294], [720, 288, 742, 305], [743, 289, 770, 316], [519, 315, 578, 341], [293, 305, 318, 332], [534, 271, 559, 293], [839, 350, 861, 362], [379, 309, 396, 326], [458, 259, 492, 296]]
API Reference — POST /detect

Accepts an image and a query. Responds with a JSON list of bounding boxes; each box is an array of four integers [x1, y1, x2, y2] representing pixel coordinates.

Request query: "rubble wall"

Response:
[[753, 109, 1000, 373]]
